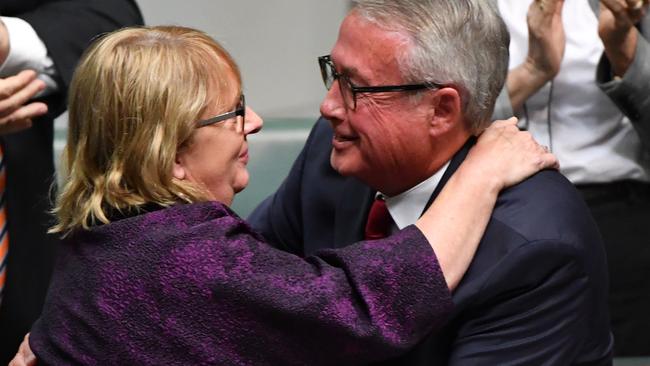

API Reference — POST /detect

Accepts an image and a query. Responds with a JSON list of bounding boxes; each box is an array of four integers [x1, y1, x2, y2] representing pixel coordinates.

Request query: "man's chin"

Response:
[[330, 151, 356, 177]]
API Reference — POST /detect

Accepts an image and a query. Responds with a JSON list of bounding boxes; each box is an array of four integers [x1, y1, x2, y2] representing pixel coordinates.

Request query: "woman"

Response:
[[22, 26, 556, 365]]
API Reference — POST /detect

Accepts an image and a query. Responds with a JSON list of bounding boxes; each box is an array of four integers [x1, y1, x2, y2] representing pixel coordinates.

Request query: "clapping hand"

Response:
[[599, 0, 649, 76], [526, 0, 566, 82], [0, 19, 48, 135], [0, 70, 48, 135], [506, 0, 567, 111]]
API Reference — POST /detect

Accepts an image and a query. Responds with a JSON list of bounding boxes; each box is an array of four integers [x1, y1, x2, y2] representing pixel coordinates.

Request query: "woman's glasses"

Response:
[[196, 94, 245, 132]]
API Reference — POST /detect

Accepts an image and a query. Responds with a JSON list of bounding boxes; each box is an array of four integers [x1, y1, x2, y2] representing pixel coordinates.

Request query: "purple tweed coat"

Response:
[[29, 201, 452, 365]]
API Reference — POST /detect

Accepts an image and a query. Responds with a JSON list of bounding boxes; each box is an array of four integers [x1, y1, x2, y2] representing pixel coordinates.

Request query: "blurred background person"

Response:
[[22, 25, 553, 364], [0, 1, 143, 362], [493, 0, 650, 355]]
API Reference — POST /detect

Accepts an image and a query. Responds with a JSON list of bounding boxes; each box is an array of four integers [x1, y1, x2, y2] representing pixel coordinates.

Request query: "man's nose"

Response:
[[320, 79, 346, 121]]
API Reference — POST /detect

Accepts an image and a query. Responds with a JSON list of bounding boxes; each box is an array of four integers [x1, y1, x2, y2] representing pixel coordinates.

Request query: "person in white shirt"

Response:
[[493, 0, 650, 355]]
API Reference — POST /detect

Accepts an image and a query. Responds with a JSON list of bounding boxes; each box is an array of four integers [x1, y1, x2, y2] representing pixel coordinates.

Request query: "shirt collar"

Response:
[[380, 161, 450, 230]]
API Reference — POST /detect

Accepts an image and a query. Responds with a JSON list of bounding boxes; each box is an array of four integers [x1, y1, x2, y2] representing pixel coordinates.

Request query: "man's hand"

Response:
[[9, 334, 37, 366], [0, 70, 48, 135], [599, 0, 648, 76]]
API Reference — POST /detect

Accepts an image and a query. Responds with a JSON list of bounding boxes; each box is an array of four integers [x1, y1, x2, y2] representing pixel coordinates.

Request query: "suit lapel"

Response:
[[334, 178, 375, 248], [422, 138, 476, 214]]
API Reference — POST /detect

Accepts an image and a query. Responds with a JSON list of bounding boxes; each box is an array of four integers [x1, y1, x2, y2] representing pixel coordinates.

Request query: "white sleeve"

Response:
[[0, 16, 59, 96]]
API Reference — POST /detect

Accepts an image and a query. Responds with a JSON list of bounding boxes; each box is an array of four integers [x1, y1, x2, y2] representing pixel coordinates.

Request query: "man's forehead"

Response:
[[331, 13, 410, 82]]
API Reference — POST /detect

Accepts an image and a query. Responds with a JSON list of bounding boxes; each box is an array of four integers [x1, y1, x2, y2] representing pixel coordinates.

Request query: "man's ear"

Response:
[[428, 87, 464, 135], [172, 153, 186, 180]]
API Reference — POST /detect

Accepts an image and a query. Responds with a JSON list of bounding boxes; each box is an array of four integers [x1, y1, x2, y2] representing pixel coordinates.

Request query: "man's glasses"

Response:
[[196, 94, 245, 133], [318, 55, 442, 110]]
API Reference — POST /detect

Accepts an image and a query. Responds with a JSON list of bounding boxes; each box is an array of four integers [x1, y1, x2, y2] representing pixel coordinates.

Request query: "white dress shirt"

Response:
[[498, 0, 650, 184], [0, 16, 58, 95], [382, 162, 450, 232]]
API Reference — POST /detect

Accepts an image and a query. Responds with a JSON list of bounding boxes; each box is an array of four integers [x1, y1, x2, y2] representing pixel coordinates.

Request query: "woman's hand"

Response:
[[599, 0, 648, 76], [465, 117, 558, 192], [9, 334, 37, 366]]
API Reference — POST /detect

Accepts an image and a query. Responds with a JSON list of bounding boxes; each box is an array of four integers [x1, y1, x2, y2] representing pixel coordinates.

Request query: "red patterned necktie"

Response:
[[0, 145, 8, 305], [364, 197, 393, 240]]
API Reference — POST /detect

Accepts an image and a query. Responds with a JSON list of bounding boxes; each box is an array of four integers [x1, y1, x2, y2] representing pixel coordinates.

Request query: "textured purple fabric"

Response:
[[29, 202, 452, 365]]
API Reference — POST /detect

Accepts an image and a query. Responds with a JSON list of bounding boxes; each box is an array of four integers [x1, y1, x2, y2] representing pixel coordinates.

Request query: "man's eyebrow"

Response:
[[339, 64, 358, 75], [339, 64, 370, 85]]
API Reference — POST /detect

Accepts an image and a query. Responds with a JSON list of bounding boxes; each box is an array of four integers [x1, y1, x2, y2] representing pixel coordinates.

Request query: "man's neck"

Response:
[[377, 133, 469, 196], [382, 160, 451, 230]]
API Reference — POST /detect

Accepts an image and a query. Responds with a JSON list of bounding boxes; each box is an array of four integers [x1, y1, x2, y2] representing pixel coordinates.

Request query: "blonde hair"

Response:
[[51, 26, 242, 236]]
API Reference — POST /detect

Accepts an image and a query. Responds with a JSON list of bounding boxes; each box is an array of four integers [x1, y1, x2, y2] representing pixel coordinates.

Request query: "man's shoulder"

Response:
[[457, 169, 606, 298], [491, 169, 598, 245]]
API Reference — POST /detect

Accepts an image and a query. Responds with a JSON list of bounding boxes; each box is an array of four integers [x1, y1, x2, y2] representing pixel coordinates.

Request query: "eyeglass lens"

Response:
[[320, 57, 356, 109]]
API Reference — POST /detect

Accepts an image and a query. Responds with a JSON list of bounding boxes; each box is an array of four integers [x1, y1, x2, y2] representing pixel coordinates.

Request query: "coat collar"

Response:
[[423, 137, 476, 213]]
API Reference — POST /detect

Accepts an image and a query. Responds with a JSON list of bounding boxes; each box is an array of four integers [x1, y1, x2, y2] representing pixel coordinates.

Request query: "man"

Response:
[[0, 1, 143, 362], [249, 0, 613, 364]]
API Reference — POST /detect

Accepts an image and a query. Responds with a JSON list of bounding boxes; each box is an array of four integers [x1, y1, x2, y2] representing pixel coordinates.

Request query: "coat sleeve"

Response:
[[178, 223, 453, 365], [16, 0, 144, 89], [29, 212, 455, 365], [446, 240, 613, 365]]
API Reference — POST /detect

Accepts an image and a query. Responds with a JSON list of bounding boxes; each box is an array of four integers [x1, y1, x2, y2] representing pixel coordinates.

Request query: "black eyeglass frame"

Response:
[[196, 94, 246, 128], [318, 55, 443, 110]]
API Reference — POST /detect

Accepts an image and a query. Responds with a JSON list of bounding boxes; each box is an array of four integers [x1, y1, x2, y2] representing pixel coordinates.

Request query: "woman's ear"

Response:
[[172, 153, 186, 180]]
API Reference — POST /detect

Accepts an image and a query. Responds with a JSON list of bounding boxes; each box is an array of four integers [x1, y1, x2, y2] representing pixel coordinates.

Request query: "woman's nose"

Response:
[[243, 106, 263, 135]]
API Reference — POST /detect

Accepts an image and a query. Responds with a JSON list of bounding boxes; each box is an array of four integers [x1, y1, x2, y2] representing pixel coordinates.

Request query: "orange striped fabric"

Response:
[[0, 145, 8, 305]]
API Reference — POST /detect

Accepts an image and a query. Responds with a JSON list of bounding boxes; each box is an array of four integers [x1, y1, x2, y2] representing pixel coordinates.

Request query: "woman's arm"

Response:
[[416, 118, 557, 290]]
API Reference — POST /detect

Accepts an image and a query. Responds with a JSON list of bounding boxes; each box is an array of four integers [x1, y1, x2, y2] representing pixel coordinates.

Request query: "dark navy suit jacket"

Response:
[[249, 118, 613, 365]]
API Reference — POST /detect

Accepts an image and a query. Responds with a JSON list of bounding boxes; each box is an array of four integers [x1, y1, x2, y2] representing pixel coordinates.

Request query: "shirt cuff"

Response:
[[0, 16, 59, 96]]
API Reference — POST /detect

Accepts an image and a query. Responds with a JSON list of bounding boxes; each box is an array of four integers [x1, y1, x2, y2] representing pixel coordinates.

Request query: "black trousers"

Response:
[[577, 181, 650, 356]]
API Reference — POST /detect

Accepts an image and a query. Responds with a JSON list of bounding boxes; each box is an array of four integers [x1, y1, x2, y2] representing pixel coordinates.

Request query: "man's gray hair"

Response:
[[352, 0, 509, 132]]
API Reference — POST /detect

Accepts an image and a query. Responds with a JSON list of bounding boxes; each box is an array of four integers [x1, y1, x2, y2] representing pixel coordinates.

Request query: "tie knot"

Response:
[[364, 197, 393, 240]]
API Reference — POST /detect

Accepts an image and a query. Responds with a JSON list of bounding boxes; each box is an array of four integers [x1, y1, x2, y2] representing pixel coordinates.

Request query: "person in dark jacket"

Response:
[[0, 1, 143, 362]]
